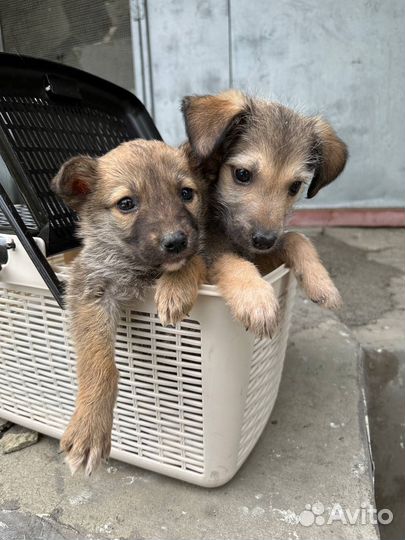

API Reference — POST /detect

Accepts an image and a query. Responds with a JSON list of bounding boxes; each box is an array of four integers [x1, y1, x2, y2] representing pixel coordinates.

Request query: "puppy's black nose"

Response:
[[252, 230, 278, 250], [161, 231, 188, 254]]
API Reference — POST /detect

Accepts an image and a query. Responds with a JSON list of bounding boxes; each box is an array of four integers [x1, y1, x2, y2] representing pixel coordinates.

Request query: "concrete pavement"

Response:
[[1, 227, 403, 539]]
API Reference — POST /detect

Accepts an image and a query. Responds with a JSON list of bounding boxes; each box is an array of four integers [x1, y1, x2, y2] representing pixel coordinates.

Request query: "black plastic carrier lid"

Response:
[[0, 52, 162, 307]]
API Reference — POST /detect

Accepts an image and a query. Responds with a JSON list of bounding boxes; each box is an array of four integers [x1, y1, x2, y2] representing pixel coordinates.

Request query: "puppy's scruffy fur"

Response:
[[178, 90, 348, 337], [52, 140, 206, 474]]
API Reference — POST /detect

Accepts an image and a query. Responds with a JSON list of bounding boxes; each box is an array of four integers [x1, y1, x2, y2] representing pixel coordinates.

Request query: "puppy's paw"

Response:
[[229, 281, 280, 339], [155, 276, 198, 326], [300, 269, 342, 310], [60, 412, 111, 476]]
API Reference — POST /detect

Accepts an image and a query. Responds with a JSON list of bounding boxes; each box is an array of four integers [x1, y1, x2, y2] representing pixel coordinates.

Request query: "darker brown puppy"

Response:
[[181, 90, 348, 337], [52, 139, 206, 475]]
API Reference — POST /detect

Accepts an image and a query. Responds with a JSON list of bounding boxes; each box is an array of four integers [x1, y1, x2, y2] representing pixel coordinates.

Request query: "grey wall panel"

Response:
[[229, 0, 405, 208], [141, 0, 404, 208], [145, 0, 230, 144]]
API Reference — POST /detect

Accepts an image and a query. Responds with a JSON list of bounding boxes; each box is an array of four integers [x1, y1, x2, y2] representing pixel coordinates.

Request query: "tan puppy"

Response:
[[52, 140, 206, 474], [179, 90, 348, 337]]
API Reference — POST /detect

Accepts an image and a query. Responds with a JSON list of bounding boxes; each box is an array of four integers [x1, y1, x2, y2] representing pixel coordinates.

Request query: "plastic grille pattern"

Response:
[[0, 203, 36, 229], [237, 276, 294, 467], [0, 284, 204, 474], [0, 95, 131, 240]]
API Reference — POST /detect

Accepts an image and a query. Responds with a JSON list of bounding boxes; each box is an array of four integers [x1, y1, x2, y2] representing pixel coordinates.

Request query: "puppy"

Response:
[[179, 90, 348, 337], [51, 139, 206, 474]]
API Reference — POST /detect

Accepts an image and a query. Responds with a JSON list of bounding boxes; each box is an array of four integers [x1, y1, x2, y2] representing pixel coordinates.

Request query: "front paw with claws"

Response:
[[300, 267, 342, 310], [61, 410, 112, 476], [155, 272, 199, 326], [229, 281, 280, 339]]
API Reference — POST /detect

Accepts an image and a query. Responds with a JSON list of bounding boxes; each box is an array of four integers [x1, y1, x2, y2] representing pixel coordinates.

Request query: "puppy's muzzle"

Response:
[[252, 230, 278, 251], [161, 231, 188, 254]]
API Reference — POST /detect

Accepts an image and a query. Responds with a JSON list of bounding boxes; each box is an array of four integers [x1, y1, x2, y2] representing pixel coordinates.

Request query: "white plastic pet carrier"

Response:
[[0, 54, 296, 487]]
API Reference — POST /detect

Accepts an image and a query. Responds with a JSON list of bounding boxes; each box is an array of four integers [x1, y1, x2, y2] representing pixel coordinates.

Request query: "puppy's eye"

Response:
[[116, 197, 136, 213], [288, 181, 303, 196], [234, 168, 251, 184], [181, 187, 194, 201]]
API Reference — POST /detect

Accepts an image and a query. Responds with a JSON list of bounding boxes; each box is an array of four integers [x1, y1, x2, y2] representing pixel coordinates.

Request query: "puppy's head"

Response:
[[183, 91, 348, 255], [52, 140, 203, 273]]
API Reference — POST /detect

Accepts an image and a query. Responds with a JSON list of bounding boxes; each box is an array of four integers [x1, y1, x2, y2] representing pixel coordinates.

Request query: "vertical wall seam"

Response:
[[227, 0, 233, 88], [129, 0, 146, 104], [144, 0, 155, 119], [130, 0, 154, 116], [138, 17, 147, 104]]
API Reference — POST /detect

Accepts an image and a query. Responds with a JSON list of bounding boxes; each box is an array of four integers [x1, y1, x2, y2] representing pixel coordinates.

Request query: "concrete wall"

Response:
[[131, 0, 405, 209]]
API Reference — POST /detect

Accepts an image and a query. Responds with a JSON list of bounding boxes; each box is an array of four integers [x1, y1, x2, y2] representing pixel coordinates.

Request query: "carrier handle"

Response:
[[0, 183, 64, 308]]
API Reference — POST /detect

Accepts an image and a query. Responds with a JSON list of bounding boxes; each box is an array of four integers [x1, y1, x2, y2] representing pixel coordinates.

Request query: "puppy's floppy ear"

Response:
[[51, 155, 98, 210], [181, 90, 248, 159], [307, 118, 348, 199]]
